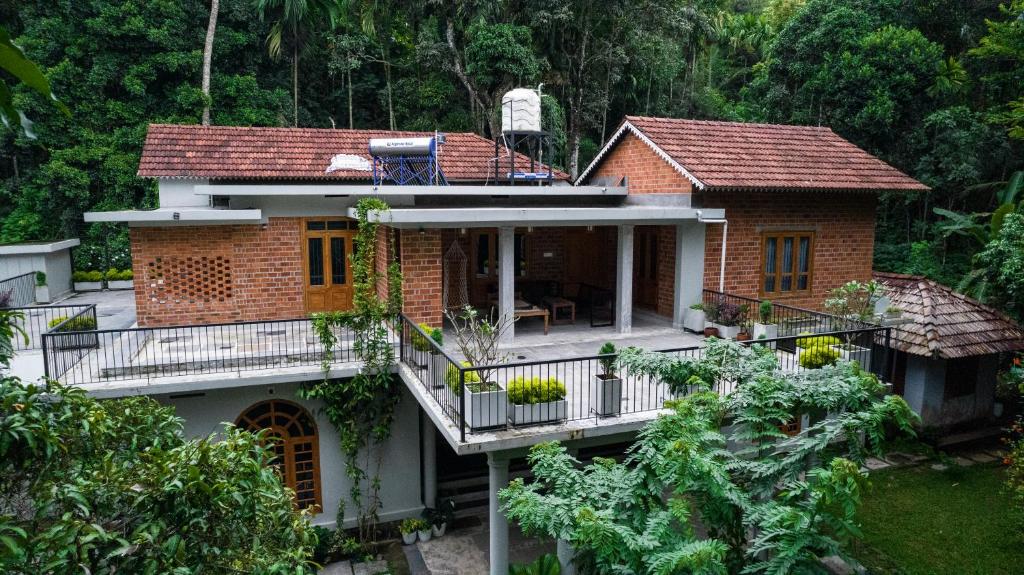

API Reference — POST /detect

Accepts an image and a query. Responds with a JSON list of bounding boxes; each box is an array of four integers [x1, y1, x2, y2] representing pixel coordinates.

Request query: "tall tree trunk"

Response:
[[445, 19, 489, 137], [347, 62, 353, 129], [382, 46, 395, 130], [292, 30, 299, 127], [201, 0, 219, 126]]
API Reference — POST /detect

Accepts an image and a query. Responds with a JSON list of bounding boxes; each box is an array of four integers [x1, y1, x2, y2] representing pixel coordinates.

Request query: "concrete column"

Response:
[[487, 452, 510, 575], [498, 226, 515, 345], [615, 225, 634, 334], [672, 222, 707, 329], [557, 539, 576, 575], [421, 411, 437, 509]]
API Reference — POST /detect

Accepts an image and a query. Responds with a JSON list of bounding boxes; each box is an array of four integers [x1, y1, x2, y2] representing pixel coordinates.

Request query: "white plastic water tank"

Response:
[[501, 88, 542, 133]]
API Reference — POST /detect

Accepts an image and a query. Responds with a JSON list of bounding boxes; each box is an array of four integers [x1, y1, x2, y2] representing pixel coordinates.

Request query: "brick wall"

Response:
[[130, 218, 305, 326], [400, 229, 443, 326], [656, 225, 676, 317], [700, 191, 877, 309], [590, 133, 693, 194]]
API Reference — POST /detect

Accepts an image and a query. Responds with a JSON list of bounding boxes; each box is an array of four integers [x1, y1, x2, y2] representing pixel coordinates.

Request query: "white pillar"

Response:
[[616, 225, 634, 334], [488, 452, 510, 575], [498, 226, 515, 345], [421, 411, 437, 509], [557, 539, 576, 575], [672, 222, 706, 329]]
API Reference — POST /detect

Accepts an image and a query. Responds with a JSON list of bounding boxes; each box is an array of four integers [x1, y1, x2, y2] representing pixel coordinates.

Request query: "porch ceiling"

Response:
[[353, 206, 724, 228]]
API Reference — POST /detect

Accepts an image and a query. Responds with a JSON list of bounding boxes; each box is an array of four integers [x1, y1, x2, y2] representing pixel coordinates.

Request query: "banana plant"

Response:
[[933, 170, 1024, 247], [0, 26, 69, 138]]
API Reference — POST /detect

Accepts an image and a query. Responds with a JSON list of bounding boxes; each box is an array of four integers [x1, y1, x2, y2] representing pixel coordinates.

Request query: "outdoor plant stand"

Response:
[[510, 398, 567, 425], [464, 384, 507, 429]]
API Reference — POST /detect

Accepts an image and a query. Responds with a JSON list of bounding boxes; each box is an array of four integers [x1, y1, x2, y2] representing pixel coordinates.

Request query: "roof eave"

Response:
[[575, 120, 707, 190]]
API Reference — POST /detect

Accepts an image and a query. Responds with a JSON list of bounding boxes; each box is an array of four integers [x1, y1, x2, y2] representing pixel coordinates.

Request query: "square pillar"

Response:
[[421, 410, 437, 509], [487, 452, 510, 575], [672, 222, 706, 329], [498, 226, 515, 345], [616, 225, 634, 334]]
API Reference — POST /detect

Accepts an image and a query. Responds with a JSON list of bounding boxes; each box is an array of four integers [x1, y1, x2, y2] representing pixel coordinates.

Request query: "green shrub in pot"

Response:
[[507, 376, 567, 405], [798, 345, 840, 369]]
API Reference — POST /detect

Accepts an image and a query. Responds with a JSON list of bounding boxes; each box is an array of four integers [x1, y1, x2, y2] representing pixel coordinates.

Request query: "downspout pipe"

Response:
[[697, 212, 728, 292]]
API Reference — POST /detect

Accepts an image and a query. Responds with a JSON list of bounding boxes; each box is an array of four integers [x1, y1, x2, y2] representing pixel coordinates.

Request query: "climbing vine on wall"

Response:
[[303, 198, 403, 541]]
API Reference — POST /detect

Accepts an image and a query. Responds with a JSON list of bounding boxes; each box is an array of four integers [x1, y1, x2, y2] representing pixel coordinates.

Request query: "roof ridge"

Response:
[[623, 115, 835, 131], [916, 279, 942, 357]]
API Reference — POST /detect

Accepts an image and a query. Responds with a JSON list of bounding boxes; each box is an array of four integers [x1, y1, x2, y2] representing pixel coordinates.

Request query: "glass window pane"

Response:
[[764, 238, 777, 274], [330, 237, 346, 285], [781, 274, 792, 291], [782, 237, 793, 274], [764, 275, 775, 293], [327, 220, 346, 230], [797, 274, 808, 290], [307, 238, 324, 286], [798, 237, 810, 274], [306, 221, 326, 231]]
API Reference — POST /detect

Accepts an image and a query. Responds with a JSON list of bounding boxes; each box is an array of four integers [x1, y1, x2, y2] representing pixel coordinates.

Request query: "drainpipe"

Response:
[[697, 212, 728, 292]]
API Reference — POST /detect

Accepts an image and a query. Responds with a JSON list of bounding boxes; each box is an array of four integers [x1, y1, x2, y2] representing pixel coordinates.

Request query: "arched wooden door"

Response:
[[236, 399, 322, 511]]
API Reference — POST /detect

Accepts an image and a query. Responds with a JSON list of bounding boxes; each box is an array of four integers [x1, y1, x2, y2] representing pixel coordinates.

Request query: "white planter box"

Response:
[[683, 309, 705, 332], [832, 344, 871, 370], [74, 281, 103, 291], [752, 323, 778, 340], [401, 532, 417, 545], [417, 529, 433, 542], [35, 285, 50, 304], [107, 280, 133, 290], [464, 385, 507, 429], [708, 322, 740, 339], [510, 399, 567, 425], [595, 375, 622, 416]]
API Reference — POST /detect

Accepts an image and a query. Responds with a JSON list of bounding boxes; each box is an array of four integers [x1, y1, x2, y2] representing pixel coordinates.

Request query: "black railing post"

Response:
[[399, 316, 405, 364], [459, 367, 466, 442], [42, 332, 50, 379]]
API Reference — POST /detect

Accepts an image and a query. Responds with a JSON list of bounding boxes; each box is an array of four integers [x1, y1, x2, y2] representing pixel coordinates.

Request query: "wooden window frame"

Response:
[[759, 231, 815, 297], [236, 399, 323, 512]]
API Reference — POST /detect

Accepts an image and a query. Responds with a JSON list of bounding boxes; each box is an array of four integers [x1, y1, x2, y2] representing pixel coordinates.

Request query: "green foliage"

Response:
[[1007, 417, 1024, 539], [597, 341, 616, 375], [399, 518, 428, 534], [758, 300, 773, 324], [302, 198, 403, 542], [0, 372, 316, 573], [411, 322, 442, 352], [445, 360, 484, 394], [72, 270, 103, 282], [501, 342, 919, 574], [509, 553, 561, 575], [33, 271, 44, 286], [47, 314, 97, 331], [106, 268, 134, 281], [464, 22, 540, 93], [795, 333, 842, 349], [0, 25, 68, 138], [799, 345, 841, 369], [970, 211, 1024, 321], [506, 376, 567, 405]]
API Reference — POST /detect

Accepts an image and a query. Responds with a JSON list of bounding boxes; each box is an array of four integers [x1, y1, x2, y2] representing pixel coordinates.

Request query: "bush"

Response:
[[507, 376, 567, 405], [34, 271, 46, 286], [107, 268, 133, 281], [72, 270, 103, 282], [412, 323, 442, 352], [446, 360, 483, 393], [799, 345, 841, 369], [598, 342, 617, 375], [47, 315, 97, 331], [758, 300, 773, 324], [795, 333, 842, 349], [399, 518, 428, 534]]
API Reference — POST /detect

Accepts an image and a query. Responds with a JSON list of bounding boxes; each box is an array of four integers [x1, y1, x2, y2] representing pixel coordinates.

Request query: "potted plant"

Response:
[[707, 301, 747, 339], [446, 362, 506, 428], [47, 314, 99, 350], [34, 271, 50, 304], [425, 498, 455, 537], [830, 341, 872, 370], [736, 320, 753, 342], [508, 376, 567, 425], [106, 268, 134, 290], [595, 342, 622, 416], [399, 518, 424, 545], [416, 518, 433, 542], [73, 270, 104, 291], [410, 322, 437, 369], [752, 300, 778, 339], [702, 301, 721, 337], [683, 302, 705, 333], [798, 344, 841, 370]]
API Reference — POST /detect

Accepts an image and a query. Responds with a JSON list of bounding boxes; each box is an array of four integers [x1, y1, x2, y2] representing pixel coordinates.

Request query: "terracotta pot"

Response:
[[703, 326, 720, 338], [736, 332, 752, 342]]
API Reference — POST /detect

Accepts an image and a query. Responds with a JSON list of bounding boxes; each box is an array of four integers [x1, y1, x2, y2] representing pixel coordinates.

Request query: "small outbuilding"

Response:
[[874, 272, 1024, 427], [0, 239, 80, 303]]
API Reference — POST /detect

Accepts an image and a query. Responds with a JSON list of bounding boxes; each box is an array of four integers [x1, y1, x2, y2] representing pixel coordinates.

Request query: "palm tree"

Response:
[[254, 0, 340, 127], [201, 0, 220, 126]]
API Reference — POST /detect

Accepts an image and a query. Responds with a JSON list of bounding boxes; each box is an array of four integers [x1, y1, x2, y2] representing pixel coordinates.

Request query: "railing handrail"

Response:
[[39, 314, 317, 337], [399, 313, 462, 366], [0, 271, 38, 283], [46, 304, 97, 333], [6, 304, 99, 311], [701, 288, 878, 329]]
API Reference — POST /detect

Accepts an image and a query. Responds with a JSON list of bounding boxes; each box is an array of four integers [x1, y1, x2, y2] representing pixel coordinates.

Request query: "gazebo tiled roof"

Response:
[[874, 272, 1024, 359]]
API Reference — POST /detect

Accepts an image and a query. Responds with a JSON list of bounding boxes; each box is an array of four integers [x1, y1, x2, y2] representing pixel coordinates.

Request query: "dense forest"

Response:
[[1, 0, 1023, 314]]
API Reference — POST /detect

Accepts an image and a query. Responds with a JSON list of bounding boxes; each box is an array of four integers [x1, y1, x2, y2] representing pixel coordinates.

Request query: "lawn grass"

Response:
[[850, 462, 1022, 575]]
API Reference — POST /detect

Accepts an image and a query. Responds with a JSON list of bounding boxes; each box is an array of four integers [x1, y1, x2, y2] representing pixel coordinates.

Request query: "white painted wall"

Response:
[[0, 248, 75, 301], [155, 380, 424, 528], [158, 178, 211, 208]]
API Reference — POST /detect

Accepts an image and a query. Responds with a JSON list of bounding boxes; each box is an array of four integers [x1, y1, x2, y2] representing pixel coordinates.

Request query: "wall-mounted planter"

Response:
[[510, 399, 567, 425], [74, 281, 103, 292], [464, 385, 507, 429], [753, 322, 778, 339], [683, 309, 705, 333], [107, 280, 134, 290], [595, 374, 622, 416], [708, 322, 740, 340]]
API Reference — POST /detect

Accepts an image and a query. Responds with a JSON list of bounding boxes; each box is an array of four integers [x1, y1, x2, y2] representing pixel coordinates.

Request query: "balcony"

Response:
[[40, 291, 894, 448]]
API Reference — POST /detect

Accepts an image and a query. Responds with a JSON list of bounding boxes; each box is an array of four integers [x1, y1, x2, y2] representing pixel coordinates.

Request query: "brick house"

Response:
[[73, 115, 925, 573]]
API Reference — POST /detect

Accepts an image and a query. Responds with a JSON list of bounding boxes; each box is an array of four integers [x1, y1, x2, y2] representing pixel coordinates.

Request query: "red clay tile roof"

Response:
[[581, 116, 928, 191], [874, 272, 1024, 359], [137, 124, 566, 182]]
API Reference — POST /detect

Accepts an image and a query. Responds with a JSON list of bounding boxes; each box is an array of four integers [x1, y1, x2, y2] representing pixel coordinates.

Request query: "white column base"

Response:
[[488, 452, 510, 575]]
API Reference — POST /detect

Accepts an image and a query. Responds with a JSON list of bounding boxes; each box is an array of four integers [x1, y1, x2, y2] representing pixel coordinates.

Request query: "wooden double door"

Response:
[[302, 218, 357, 313]]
